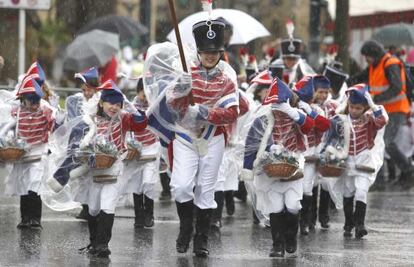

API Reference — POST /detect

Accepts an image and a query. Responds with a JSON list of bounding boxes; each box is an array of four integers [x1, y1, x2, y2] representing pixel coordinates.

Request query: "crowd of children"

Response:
[[0, 15, 392, 260]]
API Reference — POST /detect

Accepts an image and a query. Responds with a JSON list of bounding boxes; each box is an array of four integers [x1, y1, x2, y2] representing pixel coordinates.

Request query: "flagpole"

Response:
[[167, 0, 194, 105]]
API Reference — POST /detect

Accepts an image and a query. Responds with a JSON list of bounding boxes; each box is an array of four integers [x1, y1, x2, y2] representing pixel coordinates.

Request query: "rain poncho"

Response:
[[143, 42, 239, 153]]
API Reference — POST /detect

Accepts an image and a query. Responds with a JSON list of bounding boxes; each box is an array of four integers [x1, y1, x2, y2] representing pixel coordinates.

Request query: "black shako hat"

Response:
[[281, 38, 302, 58], [192, 20, 225, 52], [323, 65, 348, 93]]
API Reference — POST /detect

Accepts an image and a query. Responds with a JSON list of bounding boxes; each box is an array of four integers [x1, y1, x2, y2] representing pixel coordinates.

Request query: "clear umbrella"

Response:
[[63, 29, 120, 72]]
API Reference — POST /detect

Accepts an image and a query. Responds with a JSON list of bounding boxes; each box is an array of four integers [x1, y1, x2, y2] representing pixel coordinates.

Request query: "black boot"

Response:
[[354, 201, 368, 239], [233, 181, 247, 202], [79, 213, 98, 254], [144, 195, 154, 228], [343, 197, 355, 237], [284, 211, 299, 254], [224, 190, 235, 216], [17, 195, 30, 229], [76, 204, 89, 221], [193, 208, 213, 257], [133, 193, 144, 228], [176, 200, 194, 253], [211, 191, 224, 229], [309, 186, 318, 232], [269, 212, 285, 257], [93, 211, 114, 258], [28, 191, 42, 229], [319, 189, 330, 229], [159, 172, 171, 201], [300, 195, 312, 235]]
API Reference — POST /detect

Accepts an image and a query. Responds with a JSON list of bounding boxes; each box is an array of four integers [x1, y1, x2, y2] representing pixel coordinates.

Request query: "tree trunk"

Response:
[[334, 0, 349, 72]]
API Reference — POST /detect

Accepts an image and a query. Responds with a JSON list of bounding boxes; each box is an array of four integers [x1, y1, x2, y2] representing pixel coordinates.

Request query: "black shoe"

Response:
[[92, 245, 111, 258], [343, 225, 353, 237], [211, 191, 224, 229], [269, 246, 285, 257], [193, 208, 212, 258], [144, 215, 154, 228], [224, 191, 235, 216], [133, 193, 145, 228], [17, 217, 31, 229], [144, 196, 154, 228], [354, 201, 368, 239], [343, 196, 355, 237], [234, 181, 247, 202], [176, 201, 194, 253], [320, 220, 330, 229], [18, 195, 30, 229], [76, 205, 89, 220], [308, 223, 316, 232], [284, 212, 299, 254], [159, 172, 171, 201], [176, 243, 189, 253], [269, 212, 285, 258], [300, 224, 309, 235], [355, 225, 368, 239], [193, 233, 209, 257], [134, 219, 144, 228], [30, 218, 42, 229], [210, 219, 222, 229], [78, 244, 96, 254], [300, 196, 312, 236], [318, 188, 331, 229], [94, 211, 114, 258]]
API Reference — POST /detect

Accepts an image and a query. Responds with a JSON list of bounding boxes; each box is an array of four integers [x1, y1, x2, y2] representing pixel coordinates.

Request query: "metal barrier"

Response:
[[0, 85, 81, 97]]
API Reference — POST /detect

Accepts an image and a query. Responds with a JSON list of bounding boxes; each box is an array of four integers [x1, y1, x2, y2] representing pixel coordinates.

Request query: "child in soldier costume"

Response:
[[311, 75, 339, 229], [167, 19, 239, 257], [336, 84, 388, 239], [122, 77, 160, 228], [242, 78, 315, 257], [3, 77, 55, 229], [65, 67, 100, 220], [293, 76, 331, 235], [48, 80, 147, 257]]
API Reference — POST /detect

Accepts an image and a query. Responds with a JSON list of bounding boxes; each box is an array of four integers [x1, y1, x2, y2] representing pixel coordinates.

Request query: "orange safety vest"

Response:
[[368, 53, 410, 114]]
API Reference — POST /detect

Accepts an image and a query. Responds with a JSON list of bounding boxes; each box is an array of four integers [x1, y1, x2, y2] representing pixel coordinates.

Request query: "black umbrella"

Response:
[[78, 15, 148, 42]]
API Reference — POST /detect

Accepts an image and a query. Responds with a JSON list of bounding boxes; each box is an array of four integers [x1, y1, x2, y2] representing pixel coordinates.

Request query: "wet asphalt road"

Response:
[[1, 175, 414, 266]]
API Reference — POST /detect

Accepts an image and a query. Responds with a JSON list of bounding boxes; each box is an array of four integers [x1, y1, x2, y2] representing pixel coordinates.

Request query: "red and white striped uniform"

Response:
[[12, 105, 54, 145], [132, 98, 157, 147], [320, 99, 338, 119], [96, 112, 147, 152], [306, 104, 332, 148], [170, 64, 239, 136], [272, 110, 306, 152], [348, 112, 387, 156]]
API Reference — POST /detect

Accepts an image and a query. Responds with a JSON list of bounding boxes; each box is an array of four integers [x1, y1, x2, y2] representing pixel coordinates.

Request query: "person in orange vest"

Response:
[[347, 40, 413, 186]]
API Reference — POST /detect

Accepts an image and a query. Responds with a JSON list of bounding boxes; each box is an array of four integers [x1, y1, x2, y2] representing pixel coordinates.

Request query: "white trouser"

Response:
[[5, 145, 47, 196], [343, 175, 370, 204], [254, 174, 303, 215], [88, 182, 121, 216], [215, 146, 240, 192], [87, 160, 123, 216], [303, 163, 317, 196], [121, 142, 160, 200], [170, 135, 225, 209]]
